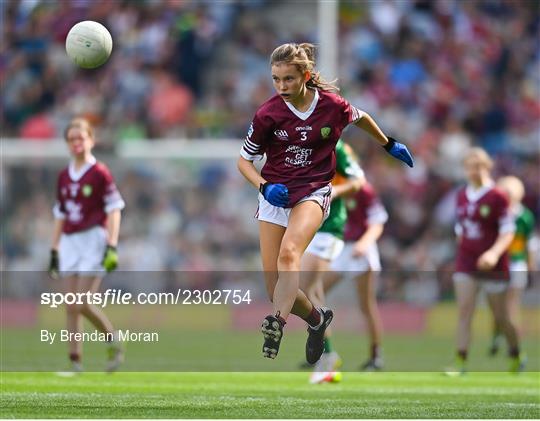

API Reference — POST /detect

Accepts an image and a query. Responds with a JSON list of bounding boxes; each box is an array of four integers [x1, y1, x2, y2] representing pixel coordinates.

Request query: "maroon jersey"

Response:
[[455, 184, 515, 279], [241, 89, 364, 206], [344, 182, 388, 242], [53, 157, 125, 234]]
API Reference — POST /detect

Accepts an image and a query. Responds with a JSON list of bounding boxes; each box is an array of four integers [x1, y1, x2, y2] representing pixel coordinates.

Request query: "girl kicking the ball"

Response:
[[237, 42, 414, 362]]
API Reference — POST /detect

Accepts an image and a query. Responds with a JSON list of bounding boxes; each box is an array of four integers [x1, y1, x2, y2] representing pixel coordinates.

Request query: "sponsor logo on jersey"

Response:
[[295, 126, 312, 131], [82, 184, 93, 197], [68, 183, 80, 198], [321, 127, 331, 139], [274, 129, 289, 141], [480, 204, 491, 217]]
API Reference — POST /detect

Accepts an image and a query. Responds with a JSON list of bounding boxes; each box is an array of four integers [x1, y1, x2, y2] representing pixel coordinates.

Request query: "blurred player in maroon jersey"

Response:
[[448, 147, 525, 375], [237, 42, 414, 362], [48, 118, 125, 373]]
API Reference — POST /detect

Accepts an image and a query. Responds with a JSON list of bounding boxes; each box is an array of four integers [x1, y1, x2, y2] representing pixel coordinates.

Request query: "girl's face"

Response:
[[271, 62, 308, 103], [463, 155, 490, 185], [66, 127, 94, 158]]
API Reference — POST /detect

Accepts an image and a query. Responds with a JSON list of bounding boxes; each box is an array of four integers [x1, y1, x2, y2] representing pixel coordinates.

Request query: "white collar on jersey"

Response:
[[284, 89, 319, 121], [69, 155, 97, 182], [465, 180, 494, 202]]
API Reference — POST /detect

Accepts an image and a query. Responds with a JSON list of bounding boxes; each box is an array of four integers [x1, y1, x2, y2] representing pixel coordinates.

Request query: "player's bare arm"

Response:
[[106, 209, 121, 247], [354, 113, 414, 168], [51, 219, 64, 251], [527, 247, 535, 272], [352, 223, 384, 258], [331, 175, 365, 200], [477, 232, 514, 271], [237, 156, 266, 189], [354, 113, 389, 146]]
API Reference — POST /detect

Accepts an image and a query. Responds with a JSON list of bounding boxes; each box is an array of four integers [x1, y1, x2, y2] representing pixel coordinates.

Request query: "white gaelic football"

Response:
[[65, 21, 113, 69]]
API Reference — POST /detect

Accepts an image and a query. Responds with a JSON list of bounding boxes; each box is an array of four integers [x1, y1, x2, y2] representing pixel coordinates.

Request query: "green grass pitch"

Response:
[[1, 371, 539, 418], [2, 323, 539, 418]]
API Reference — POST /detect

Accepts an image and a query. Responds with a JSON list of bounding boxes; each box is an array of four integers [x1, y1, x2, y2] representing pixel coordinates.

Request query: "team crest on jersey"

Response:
[[274, 129, 289, 141], [479, 204, 491, 217], [82, 184, 93, 197], [321, 127, 331, 139]]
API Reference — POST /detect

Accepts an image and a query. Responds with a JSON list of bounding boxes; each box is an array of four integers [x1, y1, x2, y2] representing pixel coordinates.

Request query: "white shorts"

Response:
[[509, 261, 528, 289], [452, 272, 508, 294], [256, 184, 331, 228], [305, 232, 345, 261], [330, 242, 381, 278], [59, 225, 107, 276]]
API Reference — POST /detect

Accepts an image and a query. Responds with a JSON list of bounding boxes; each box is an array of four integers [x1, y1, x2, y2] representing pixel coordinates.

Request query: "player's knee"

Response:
[[278, 243, 300, 267], [66, 303, 84, 315]]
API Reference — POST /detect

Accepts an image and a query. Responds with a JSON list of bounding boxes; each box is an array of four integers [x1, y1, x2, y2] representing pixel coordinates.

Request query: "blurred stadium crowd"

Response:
[[2, 0, 539, 303]]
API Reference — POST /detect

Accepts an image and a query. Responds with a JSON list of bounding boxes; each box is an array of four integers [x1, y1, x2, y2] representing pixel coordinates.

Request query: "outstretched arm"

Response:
[[355, 114, 390, 146], [355, 113, 414, 168]]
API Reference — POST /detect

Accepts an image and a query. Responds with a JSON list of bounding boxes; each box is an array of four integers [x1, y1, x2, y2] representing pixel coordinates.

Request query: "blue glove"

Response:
[[383, 137, 414, 168], [260, 183, 289, 207]]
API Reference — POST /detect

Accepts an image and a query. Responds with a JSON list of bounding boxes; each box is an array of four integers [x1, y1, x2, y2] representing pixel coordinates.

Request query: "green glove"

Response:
[[102, 245, 118, 273], [48, 249, 60, 280]]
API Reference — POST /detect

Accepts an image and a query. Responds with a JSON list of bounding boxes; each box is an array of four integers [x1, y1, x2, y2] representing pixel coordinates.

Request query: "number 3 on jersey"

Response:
[[300, 131, 307, 141]]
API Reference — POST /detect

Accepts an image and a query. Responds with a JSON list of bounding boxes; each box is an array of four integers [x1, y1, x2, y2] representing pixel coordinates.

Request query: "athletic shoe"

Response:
[[509, 353, 527, 373], [305, 307, 334, 364], [261, 315, 284, 359], [106, 331, 124, 372], [314, 351, 343, 372], [444, 357, 466, 377], [56, 361, 83, 377], [360, 356, 384, 371], [309, 370, 342, 384]]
